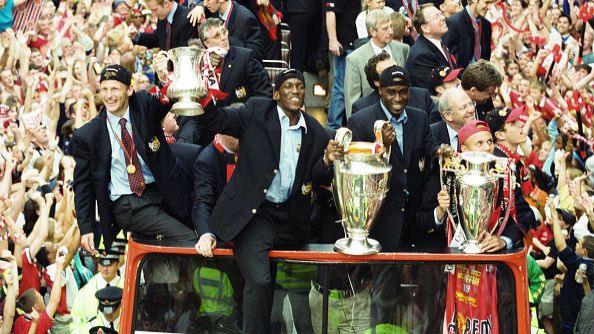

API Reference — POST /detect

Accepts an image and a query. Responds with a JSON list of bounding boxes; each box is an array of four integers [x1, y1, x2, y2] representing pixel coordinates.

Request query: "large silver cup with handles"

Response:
[[166, 47, 208, 116], [332, 121, 392, 255]]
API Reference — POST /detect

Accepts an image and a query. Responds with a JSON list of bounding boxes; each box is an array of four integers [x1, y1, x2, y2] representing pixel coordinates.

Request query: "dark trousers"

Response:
[[112, 184, 197, 241], [232, 202, 303, 334], [285, 13, 322, 72]]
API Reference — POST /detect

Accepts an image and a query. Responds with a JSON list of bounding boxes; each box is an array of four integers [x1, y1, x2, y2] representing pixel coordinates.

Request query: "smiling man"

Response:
[[72, 65, 197, 254], [197, 69, 339, 333]]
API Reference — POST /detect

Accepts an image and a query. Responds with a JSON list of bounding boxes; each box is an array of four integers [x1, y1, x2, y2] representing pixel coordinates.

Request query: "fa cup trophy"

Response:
[[166, 47, 208, 116], [439, 151, 515, 253], [332, 121, 392, 255]]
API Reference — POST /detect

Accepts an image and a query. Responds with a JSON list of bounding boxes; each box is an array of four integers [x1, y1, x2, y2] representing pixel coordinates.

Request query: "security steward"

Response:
[[73, 64, 197, 253], [197, 69, 341, 333], [86, 286, 123, 334]]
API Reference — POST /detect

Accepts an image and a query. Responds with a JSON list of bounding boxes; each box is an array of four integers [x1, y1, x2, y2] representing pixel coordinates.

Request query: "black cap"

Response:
[[274, 69, 305, 89], [379, 65, 410, 87], [95, 245, 124, 266], [100, 64, 132, 86], [89, 326, 118, 334], [111, 237, 127, 254], [95, 286, 123, 304]]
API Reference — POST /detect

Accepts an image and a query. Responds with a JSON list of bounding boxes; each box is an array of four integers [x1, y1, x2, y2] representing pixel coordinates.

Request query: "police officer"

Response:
[[86, 286, 123, 333]]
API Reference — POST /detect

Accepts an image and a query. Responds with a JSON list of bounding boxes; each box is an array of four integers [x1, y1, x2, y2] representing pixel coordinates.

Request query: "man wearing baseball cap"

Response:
[[429, 66, 462, 98], [348, 65, 433, 327], [72, 64, 198, 255], [197, 69, 339, 333]]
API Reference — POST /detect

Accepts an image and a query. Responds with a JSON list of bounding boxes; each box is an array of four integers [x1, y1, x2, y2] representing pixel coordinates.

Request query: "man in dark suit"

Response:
[[348, 65, 433, 328], [187, 0, 265, 59], [443, 0, 494, 68], [130, 0, 198, 50], [405, 3, 457, 89], [197, 69, 337, 333], [175, 19, 272, 146], [461, 59, 503, 120], [73, 65, 197, 253], [352, 52, 438, 118]]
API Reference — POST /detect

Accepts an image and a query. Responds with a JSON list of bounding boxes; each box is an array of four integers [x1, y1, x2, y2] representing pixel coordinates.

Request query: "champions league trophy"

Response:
[[332, 121, 392, 255], [166, 47, 208, 116], [439, 151, 515, 253]]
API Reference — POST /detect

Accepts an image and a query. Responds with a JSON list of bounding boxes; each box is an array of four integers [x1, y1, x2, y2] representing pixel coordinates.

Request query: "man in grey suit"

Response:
[[345, 9, 409, 119]]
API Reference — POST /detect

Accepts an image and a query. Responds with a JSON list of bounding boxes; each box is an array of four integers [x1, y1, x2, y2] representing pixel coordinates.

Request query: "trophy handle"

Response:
[[489, 161, 516, 236], [438, 155, 460, 229]]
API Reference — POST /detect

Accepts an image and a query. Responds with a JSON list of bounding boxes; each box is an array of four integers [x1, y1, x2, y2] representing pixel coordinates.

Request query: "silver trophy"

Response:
[[333, 121, 392, 255], [439, 151, 515, 253], [166, 47, 208, 116]]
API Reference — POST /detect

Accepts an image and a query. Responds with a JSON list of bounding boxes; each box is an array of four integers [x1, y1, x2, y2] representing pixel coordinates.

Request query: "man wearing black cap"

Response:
[[348, 65, 433, 328], [85, 286, 123, 333], [72, 64, 197, 255], [197, 69, 339, 333]]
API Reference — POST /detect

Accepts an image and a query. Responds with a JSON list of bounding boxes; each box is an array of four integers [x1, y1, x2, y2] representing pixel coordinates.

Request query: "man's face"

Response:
[[32, 123, 49, 146], [499, 120, 527, 145], [274, 78, 305, 113], [444, 90, 476, 128], [422, 6, 448, 37], [469, 85, 497, 104], [100, 80, 132, 115], [204, 25, 230, 51], [379, 84, 410, 116], [98, 261, 119, 281], [461, 131, 494, 153], [538, 141, 552, 161], [367, 0, 385, 10], [440, 0, 462, 16], [550, 8, 561, 25], [557, 17, 571, 35], [203, 0, 224, 14], [147, 0, 171, 21], [370, 20, 393, 46], [474, 0, 495, 17]]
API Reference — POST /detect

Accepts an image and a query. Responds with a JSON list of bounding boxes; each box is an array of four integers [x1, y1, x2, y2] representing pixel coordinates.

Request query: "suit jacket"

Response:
[[405, 35, 452, 89], [175, 46, 272, 146], [137, 5, 197, 50], [344, 40, 410, 118], [72, 91, 193, 248], [192, 143, 228, 237], [197, 97, 332, 242], [429, 121, 450, 148], [205, 1, 265, 59], [348, 103, 433, 249], [351, 88, 438, 118], [443, 10, 492, 69]]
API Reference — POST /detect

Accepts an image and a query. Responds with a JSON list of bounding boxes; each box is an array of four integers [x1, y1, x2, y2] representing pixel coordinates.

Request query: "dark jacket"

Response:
[[137, 4, 197, 50], [72, 91, 193, 248], [348, 103, 434, 249], [443, 10, 492, 69], [405, 35, 452, 89], [197, 97, 332, 242], [351, 87, 438, 117]]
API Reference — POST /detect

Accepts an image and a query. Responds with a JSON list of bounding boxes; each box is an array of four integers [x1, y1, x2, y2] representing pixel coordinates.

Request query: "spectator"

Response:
[[355, 0, 395, 38]]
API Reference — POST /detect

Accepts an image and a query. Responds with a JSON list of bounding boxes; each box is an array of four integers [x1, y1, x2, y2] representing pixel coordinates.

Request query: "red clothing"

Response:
[[13, 310, 53, 334], [533, 97, 559, 122], [510, 91, 525, 109], [20, 249, 41, 296]]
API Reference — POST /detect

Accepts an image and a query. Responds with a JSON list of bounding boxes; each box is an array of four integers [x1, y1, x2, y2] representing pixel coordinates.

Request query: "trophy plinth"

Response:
[[334, 228, 381, 255]]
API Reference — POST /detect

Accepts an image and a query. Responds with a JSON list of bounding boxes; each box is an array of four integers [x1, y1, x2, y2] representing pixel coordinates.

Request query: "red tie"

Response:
[[119, 119, 145, 197], [165, 21, 172, 50], [441, 41, 455, 68], [471, 18, 482, 61]]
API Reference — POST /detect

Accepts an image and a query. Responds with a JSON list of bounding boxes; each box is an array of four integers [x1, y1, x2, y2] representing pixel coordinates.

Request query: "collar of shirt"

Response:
[[276, 106, 307, 133], [445, 123, 459, 150], [97, 274, 120, 289], [380, 101, 407, 125], [370, 39, 392, 56], [106, 107, 131, 130], [219, 1, 232, 22], [425, 36, 448, 57], [167, 1, 178, 24], [465, 5, 478, 22]]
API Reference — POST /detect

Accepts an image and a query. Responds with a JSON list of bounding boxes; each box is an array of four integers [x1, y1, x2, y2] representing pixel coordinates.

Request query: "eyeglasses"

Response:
[[459, 101, 477, 111], [207, 28, 229, 40]]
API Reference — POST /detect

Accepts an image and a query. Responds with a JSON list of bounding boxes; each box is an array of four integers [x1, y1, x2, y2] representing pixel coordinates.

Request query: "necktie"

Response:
[[390, 117, 404, 154], [119, 119, 145, 197], [471, 18, 482, 61], [441, 41, 455, 68], [165, 21, 172, 50], [226, 154, 236, 182], [110, 322, 115, 330]]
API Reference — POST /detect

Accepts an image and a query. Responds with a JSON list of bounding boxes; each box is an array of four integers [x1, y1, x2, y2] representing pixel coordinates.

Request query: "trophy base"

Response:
[[462, 241, 482, 254], [334, 237, 381, 255], [171, 101, 204, 116]]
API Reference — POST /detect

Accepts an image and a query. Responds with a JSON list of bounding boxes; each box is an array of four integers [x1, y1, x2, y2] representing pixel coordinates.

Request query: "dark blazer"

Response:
[[351, 88, 438, 118], [192, 143, 228, 237], [348, 103, 434, 249], [429, 121, 450, 148], [443, 10, 492, 69], [204, 1, 265, 59], [197, 97, 332, 242], [137, 4, 197, 50], [72, 91, 193, 248], [175, 46, 272, 146], [405, 35, 452, 89]]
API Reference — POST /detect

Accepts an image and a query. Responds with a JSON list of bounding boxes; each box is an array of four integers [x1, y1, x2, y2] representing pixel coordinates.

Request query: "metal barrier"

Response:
[[120, 239, 530, 333]]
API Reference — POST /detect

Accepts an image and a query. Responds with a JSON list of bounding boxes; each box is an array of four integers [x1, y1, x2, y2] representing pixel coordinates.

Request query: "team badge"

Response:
[[148, 136, 160, 152], [301, 182, 312, 195], [235, 86, 247, 99]]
